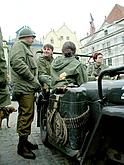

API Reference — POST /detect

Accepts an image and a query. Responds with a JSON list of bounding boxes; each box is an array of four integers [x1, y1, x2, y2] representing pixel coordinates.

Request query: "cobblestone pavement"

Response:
[[0, 102, 79, 165]]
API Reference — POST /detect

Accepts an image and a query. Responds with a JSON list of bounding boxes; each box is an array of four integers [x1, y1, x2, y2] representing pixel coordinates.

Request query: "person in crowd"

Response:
[[36, 44, 54, 126], [10, 27, 41, 159], [0, 31, 11, 112], [37, 43, 54, 87], [51, 41, 87, 90], [87, 52, 109, 81]]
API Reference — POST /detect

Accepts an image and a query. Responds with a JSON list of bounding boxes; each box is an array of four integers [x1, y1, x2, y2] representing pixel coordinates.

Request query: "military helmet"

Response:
[[62, 41, 76, 57], [18, 28, 36, 39]]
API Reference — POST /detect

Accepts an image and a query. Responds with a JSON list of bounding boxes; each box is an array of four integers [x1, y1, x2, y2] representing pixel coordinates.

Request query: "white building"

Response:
[[80, 4, 124, 67]]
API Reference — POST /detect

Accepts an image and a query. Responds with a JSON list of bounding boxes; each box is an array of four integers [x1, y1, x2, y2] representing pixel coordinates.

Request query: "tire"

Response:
[[40, 104, 48, 146], [83, 157, 106, 165], [82, 159, 93, 165]]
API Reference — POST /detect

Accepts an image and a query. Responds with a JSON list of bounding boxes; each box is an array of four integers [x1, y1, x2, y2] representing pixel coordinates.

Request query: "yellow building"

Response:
[[43, 24, 82, 58]]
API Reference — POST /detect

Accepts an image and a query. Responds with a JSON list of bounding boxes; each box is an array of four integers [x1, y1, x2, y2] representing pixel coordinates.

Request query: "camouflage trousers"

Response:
[[16, 93, 35, 137]]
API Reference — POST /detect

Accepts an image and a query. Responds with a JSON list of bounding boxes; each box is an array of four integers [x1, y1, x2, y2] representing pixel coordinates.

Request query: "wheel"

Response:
[[40, 103, 49, 146], [82, 159, 94, 165]]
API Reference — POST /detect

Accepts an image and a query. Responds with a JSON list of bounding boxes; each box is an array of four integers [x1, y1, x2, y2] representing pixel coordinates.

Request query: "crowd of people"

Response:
[[0, 27, 113, 160]]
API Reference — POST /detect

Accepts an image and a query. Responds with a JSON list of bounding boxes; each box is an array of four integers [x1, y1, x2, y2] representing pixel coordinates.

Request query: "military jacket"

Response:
[[87, 62, 109, 81], [0, 45, 11, 107], [10, 40, 38, 94], [37, 55, 53, 86], [51, 56, 88, 89]]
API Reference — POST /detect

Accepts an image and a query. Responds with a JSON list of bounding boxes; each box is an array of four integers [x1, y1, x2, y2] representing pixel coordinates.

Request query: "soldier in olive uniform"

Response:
[[10, 27, 41, 159], [87, 52, 109, 81], [51, 41, 87, 90], [37, 44, 54, 86], [36, 44, 54, 126], [0, 30, 11, 109]]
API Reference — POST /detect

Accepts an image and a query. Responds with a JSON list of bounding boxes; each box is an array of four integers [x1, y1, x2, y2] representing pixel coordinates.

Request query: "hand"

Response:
[[59, 72, 67, 80], [32, 78, 41, 92], [43, 83, 49, 92], [39, 75, 51, 87]]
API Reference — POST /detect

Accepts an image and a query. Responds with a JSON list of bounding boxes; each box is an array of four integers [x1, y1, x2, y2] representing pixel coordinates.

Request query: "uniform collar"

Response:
[[94, 63, 101, 69]]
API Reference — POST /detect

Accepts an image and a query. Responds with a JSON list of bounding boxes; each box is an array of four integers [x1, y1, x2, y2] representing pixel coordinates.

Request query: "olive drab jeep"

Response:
[[39, 66, 124, 165]]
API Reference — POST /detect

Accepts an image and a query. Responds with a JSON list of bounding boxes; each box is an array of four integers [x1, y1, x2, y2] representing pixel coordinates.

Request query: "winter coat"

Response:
[[10, 40, 40, 94], [0, 45, 11, 107], [51, 56, 87, 89]]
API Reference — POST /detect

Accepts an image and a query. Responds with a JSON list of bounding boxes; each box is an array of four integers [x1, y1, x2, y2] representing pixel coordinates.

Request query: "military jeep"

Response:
[[39, 66, 124, 165]]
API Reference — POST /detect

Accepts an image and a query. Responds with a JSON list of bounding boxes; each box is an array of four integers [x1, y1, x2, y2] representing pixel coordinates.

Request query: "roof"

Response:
[[106, 4, 124, 24]]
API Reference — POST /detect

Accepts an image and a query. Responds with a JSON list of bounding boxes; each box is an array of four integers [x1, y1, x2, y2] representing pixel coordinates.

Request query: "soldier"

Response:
[[37, 44, 54, 87], [51, 41, 87, 90], [87, 52, 109, 81], [36, 44, 54, 126], [0, 29, 11, 111], [10, 27, 41, 159]]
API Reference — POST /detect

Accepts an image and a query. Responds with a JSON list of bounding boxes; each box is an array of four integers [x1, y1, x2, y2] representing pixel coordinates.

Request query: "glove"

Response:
[[39, 75, 51, 87], [0, 79, 7, 88], [32, 77, 41, 92]]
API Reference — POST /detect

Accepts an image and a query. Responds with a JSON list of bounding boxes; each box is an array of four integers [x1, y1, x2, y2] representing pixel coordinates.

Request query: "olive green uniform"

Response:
[[87, 62, 109, 81], [36, 55, 53, 126], [51, 56, 88, 89], [37, 55, 53, 87], [10, 40, 40, 136], [0, 45, 11, 108]]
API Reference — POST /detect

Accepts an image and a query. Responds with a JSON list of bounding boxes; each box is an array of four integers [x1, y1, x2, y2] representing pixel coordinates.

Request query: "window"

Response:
[[106, 41, 111, 54], [114, 37, 117, 44], [50, 38, 54, 44], [91, 46, 94, 52], [66, 36, 69, 40], [59, 36, 63, 40], [106, 41, 110, 47], [108, 58, 112, 66], [122, 36, 124, 43], [103, 59, 107, 65], [104, 29, 108, 35], [102, 43, 105, 51]]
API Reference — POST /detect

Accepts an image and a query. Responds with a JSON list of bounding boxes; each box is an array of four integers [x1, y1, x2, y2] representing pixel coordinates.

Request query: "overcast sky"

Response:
[[0, 0, 123, 40]]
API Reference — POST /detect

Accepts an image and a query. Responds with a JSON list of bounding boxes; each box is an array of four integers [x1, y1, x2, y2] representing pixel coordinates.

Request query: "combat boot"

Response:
[[17, 136, 36, 159], [26, 139, 38, 150]]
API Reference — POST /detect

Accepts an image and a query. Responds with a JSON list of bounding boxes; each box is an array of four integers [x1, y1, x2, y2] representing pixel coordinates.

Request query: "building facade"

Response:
[[43, 23, 82, 58], [80, 4, 124, 67]]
